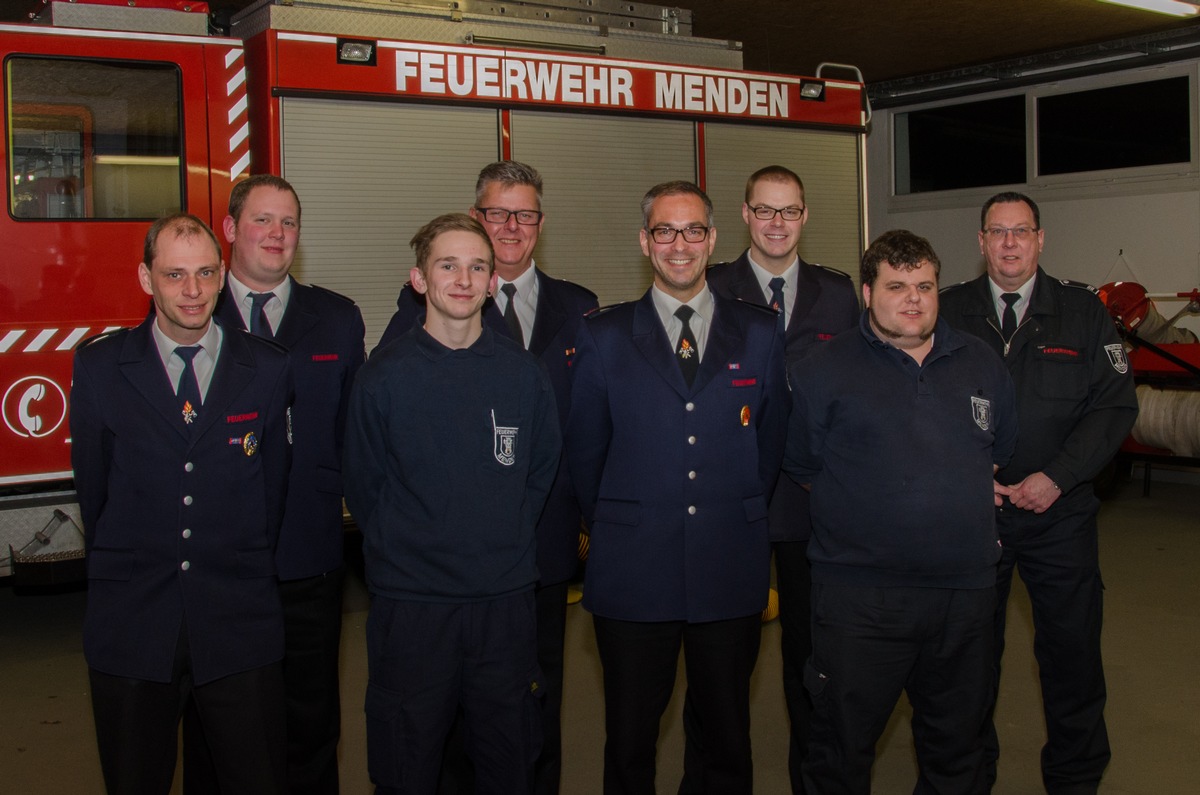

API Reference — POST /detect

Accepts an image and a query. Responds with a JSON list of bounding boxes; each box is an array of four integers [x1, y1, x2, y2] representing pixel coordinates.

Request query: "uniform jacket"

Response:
[[565, 288, 789, 623], [70, 316, 293, 685], [939, 268, 1138, 499], [375, 268, 598, 585], [217, 277, 365, 580], [706, 252, 858, 542]]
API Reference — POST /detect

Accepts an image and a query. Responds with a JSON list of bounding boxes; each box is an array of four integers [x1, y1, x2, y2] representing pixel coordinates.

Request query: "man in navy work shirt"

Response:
[[940, 192, 1137, 794], [344, 213, 561, 794], [784, 229, 1017, 794]]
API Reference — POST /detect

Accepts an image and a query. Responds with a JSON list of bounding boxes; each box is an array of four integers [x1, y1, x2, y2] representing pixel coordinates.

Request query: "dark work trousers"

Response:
[[281, 567, 346, 794], [91, 622, 286, 795], [183, 567, 345, 795], [365, 591, 542, 795], [802, 584, 994, 795], [438, 580, 569, 795], [987, 495, 1110, 795], [593, 612, 761, 795], [679, 540, 810, 795]]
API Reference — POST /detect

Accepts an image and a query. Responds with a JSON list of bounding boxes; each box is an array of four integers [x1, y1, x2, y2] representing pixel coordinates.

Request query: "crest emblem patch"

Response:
[[1104, 343, 1129, 374], [971, 396, 991, 431], [491, 409, 517, 467]]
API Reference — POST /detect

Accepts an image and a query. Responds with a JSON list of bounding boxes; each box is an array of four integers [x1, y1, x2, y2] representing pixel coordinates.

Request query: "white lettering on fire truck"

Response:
[[395, 51, 635, 107], [655, 72, 787, 117]]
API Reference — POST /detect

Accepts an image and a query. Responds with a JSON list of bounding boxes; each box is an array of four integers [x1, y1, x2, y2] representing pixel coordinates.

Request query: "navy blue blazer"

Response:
[[216, 277, 365, 580], [706, 252, 859, 542], [565, 288, 789, 623], [70, 316, 293, 685], [375, 267, 598, 585]]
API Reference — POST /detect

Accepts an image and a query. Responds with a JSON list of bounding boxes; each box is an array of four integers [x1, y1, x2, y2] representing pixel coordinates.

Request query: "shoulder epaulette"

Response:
[[308, 283, 358, 305], [77, 327, 127, 349], [811, 263, 853, 280], [1059, 278, 1099, 295], [585, 303, 626, 318]]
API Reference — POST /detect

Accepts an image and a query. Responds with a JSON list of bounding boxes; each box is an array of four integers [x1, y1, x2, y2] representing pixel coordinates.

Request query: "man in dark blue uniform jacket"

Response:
[[203, 175, 365, 793], [699, 165, 858, 794], [565, 181, 788, 794], [70, 214, 293, 794], [940, 192, 1137, 794], [375, 161, 595, 795]]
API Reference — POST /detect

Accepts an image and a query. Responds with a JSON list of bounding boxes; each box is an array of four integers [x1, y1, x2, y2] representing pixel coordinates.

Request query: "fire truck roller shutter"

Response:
[[279, 98, 499, 349]]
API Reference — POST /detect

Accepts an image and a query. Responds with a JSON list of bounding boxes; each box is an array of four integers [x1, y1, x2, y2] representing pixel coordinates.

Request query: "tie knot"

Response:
[[174, 345, 201, 363], [675, 305, 695, 323], [1002, 292, 1021, 308], [501, 283, 517, 299], [250, 291, 275, 309], [769, 277, 786, 291]]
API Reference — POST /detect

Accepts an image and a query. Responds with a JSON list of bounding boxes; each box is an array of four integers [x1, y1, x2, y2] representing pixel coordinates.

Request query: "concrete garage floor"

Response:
[[1, 474, 1197, 793]]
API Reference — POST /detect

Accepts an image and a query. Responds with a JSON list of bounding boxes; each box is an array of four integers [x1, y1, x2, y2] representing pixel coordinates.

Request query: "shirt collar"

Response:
[[746, 253, 799, 298], [651, 283, 714, 327], [226, 269, 292, 311]]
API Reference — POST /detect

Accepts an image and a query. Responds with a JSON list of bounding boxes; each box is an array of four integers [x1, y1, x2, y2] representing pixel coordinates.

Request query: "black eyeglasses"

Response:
[[475, 207, 543, 225], [750, 205, 805, 221], [647, 226, 711, 244]]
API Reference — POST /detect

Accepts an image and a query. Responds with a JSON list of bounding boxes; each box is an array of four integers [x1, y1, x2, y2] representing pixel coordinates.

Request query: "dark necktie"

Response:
[[175, 346, 202, 425], [249, 292, 275, 339], [675, 305, 700, 387], [501, 283, 524, 347], [1001, 292, 1021, 341], [768, 276, 787, 334]]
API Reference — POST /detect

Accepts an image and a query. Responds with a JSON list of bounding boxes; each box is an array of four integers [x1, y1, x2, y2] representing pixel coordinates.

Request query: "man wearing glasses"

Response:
[[565, 181, 788, 794], [376, 160, 596, 795], [939, 192, 1137, 794], [697, 165, 858, 794]]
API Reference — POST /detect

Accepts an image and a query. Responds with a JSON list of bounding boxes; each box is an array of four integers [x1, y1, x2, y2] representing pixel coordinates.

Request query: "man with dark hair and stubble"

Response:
[[566, 181, 788, 794], [785, 229, 1017, 793], [940, 192, 1138, 794]]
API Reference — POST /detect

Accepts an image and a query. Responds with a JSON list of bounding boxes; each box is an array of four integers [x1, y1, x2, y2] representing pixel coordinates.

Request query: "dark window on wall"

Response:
[[895, 95, 1025, 194], [1037, 76, 1191, 176]]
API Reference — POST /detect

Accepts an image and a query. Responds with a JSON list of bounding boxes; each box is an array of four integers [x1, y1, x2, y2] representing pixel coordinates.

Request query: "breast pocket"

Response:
[[1031, 347, 1089, 401]]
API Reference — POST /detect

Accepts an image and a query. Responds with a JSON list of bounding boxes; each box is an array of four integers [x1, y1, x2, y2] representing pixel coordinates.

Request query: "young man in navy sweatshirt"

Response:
[[344, 213, 561, 794]]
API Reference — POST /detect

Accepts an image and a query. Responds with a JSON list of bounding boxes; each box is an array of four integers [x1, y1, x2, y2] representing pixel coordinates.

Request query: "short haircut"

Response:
[[641, 181, 714, 229], [745, 165, 805, 204], [410, 213, 495, 274], [475, 160, 543, 209], [980, 191, 1040, 230], [228, 174, 302, 223], [143, 213, 222, 270], [860, 229, 941, 286]]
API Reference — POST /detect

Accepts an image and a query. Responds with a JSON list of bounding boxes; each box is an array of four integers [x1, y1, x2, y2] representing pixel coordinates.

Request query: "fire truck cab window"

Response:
[[6, 57, 182, 220]]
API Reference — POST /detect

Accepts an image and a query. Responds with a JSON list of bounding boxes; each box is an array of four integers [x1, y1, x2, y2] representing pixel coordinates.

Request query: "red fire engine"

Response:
[[0, 0, 868, 575]]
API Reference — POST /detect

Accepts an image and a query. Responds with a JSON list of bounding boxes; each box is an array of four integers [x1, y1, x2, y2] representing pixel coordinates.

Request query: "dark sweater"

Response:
[[783, 313, 1017, 589], [344, 324, 560, 602]]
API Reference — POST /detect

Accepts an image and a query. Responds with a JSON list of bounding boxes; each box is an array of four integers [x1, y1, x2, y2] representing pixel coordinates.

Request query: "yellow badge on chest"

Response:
[[242, 432, 259, 457], [740, 405, 750, 426]]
